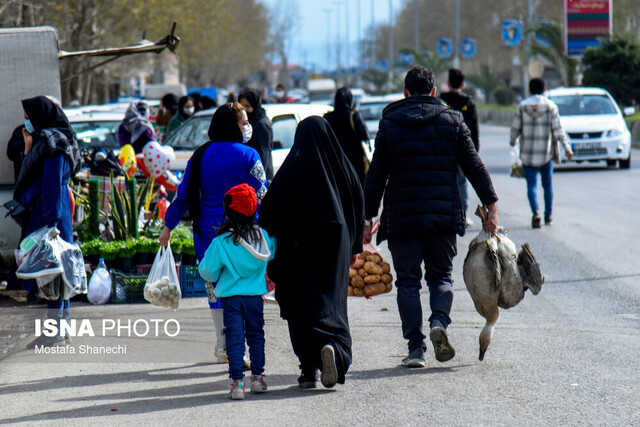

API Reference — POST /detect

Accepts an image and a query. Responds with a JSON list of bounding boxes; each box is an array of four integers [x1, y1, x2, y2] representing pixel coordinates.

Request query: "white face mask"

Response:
[[183, 106, 195, 116], [275, 90, 285, 99], [242, 124, 253, 143]]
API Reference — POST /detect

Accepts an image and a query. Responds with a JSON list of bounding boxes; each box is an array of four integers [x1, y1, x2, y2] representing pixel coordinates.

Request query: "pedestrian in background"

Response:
[[364, 66, 499, 367], [440, 68, 479, 227], [199, 184, 276, 400], [15, 96, 82, 343], [118, 100, 155, 154], [271, 84, 294, 104], [510, 78, 573, 228], [156, 93, 179, 140], [259, 116, 364, 389], [166, 95, 195, 136], [324, 87, 370, 186], [160, 103, 267, 364], [199, 95, 217, 110], [239, 88, 274, 183]]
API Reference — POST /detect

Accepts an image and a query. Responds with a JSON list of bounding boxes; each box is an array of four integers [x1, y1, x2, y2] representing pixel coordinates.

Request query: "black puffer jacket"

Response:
[[364, 96, 498, 243]]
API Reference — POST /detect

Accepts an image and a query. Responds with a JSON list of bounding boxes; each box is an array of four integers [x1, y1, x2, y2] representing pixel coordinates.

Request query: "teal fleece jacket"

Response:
[[198, 228, 276, 298]]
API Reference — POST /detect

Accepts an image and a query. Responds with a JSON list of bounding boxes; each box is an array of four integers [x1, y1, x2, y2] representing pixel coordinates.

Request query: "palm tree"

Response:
[[525, 22, 579, 87], [467, 65, 503, 103], [400, 49, 452, 80]]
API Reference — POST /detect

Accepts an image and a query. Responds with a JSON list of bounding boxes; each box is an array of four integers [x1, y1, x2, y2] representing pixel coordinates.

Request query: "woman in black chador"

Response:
[[259, 116, 364, 389]]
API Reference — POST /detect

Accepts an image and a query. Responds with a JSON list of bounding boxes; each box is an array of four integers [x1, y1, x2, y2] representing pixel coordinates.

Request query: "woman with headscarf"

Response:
[[118, 100, 155, 154], [239, 88, 274, 183], [258, 116, 365, 389], [14, 96, 82, 344], [166, 95, 195, 137], [159, 103, 267, 363], [324, 87, 370, 186], [156, 93, 179, 128]]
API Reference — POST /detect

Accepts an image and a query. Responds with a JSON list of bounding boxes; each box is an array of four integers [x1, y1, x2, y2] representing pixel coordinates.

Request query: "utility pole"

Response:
[[414, 0, 419, 53], [523, 0, 533, 97], [453, 0, 460, 68], [388, 0, 394, 85], [335, 1, 343, 80], [324, 8, 333, 73], [357, 0, 361, 66], [371, 0, 375, 67], [346, 1, 350, 79]]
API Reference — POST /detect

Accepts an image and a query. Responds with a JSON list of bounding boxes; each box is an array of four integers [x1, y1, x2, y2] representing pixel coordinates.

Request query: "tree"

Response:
[[400, 49, 451, 81], [582, 33, 640, 106], [467, 65, 503, 103], [361, 68, 389, 93], [525, 22, 579, 87], [268, 0, 300, 87]]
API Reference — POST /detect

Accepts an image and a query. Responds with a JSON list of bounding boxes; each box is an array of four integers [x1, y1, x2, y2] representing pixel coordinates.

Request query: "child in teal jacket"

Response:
[[199, 184, 276, 400]]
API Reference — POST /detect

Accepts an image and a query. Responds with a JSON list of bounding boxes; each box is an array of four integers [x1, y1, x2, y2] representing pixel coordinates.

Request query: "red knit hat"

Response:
[[224, 184, 257, 217]]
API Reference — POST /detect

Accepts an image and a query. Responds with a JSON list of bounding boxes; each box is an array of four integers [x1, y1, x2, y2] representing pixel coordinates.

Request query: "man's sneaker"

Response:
[[250, 375, 268, 393], [298, 373, 317, 389], [401, 348, 426, 368], [532, 214, 542, 229], [320, 344, 338, 388], [229, 379, 245, 400], [27, 334, 66, 349], [430, 326, 456, 362], [545, 216, 553, 226]]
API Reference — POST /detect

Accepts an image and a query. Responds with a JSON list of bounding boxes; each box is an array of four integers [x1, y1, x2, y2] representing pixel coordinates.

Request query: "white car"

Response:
[[357, 93, 404, 138], [546, 87, 632, 169], [67, 111, 124, 149], [164, 103, 334, 173]]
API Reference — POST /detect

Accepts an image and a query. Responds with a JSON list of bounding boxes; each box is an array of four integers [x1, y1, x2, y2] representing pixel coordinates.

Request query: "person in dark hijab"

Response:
[[14, 95, 82, 343], [166, 95, 195, 136], [199, 95, 217, 110], [324, 87, 370, 185], [190, 92, 202, 111], [258, 116, 365, 389], [160, 103, 267, 363], [156, 93, 179, 128], [239, 88, 274, 183], [118, 101, 155, 153], [6, 124, 26, 182]]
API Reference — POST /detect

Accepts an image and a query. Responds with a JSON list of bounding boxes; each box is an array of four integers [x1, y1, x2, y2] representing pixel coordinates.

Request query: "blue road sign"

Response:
[[502, 20, 523, 47], [460, 38, 477, 58], [437, 38, 453, 58], [375, 58, 388, 71], [400, 51, 414, 65]]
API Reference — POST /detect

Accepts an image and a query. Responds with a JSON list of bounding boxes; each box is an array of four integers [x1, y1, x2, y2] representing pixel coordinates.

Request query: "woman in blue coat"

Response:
[[159, 103, 267, 362], [15, 96, 82, 345]]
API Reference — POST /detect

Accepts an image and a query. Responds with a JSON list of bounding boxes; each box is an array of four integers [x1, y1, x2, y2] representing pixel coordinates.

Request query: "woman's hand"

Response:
[[159, 226, 172, 247], [22, 128, 33, 155]]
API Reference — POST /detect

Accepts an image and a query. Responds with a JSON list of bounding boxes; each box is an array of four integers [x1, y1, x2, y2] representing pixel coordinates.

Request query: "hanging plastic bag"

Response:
[[349, 241, 394, 298], [16, 229, 64, 281], [144, 245, 181, 309], [510, 146, 525, 178], [88, 259, 112, 304], [58, 239, 88, 298]]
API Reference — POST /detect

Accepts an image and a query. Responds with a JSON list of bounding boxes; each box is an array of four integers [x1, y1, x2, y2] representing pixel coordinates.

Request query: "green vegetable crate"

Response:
[[110, 270, 148, 304]]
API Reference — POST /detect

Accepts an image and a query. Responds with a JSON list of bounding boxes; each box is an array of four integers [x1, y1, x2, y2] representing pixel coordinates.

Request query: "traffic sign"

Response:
[[460, 38, 477, 58], [375, 58, 388, 71], [437, 38, 453, 58], [502, 20, 523, 47]]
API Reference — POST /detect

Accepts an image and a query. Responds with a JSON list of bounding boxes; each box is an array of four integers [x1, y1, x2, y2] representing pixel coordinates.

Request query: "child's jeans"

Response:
[[220, 295, 265, 380]]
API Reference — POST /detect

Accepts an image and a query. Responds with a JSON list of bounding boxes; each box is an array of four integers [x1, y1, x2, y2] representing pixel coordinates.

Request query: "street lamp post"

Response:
[[335, 1, 343, 80], [324, 8, 333, 73], [388, 0, 394, 84], [453, 0, 460, 68]]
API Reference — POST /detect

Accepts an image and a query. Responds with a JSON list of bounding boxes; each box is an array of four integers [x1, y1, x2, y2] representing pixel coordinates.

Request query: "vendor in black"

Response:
[[363, 66, 499, 367], [259, 116, 364, 389], [239, 88, 274, 183]]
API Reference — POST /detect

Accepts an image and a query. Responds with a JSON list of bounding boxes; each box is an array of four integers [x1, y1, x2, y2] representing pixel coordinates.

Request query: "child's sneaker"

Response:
[[250, 375, 268, 393], [214, 346, 228, 364], [229, 379, 245, 400]]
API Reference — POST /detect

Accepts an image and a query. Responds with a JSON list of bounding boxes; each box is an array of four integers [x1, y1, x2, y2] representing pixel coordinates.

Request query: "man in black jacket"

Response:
[[239, 88, 274, 183], [363, 66, 499, 367], [440, 68, 479, 227]]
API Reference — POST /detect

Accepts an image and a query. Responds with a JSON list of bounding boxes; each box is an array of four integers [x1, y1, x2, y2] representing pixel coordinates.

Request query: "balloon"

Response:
[[119, 144, 137, 178], [143, 141, 175, 179], [136, 154, 179, 192]]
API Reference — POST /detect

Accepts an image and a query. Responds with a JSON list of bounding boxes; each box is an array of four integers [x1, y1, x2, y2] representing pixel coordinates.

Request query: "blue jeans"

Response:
[[220, 295, 265, 380], [523, 161, 554, 218], [47, 298, 70, 324], [387, 231, 457, 353], [457, 166, 469, 213]]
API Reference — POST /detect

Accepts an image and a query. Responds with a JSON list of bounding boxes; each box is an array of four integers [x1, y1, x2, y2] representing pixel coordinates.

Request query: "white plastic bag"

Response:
[[144, 245, 181, 309], [58, 239, 88, 298], [510, 146, 525, 178], [87, 265, 112, 305]]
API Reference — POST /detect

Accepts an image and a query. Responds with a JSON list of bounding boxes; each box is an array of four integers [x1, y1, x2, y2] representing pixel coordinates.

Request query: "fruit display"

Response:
[[348, 250, 393, 297], [144, 276, 180, 309]]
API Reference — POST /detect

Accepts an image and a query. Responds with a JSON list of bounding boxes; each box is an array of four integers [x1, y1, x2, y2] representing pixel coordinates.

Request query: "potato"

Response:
[[348, 286, 354, 296], [353, 287, 365, 296], [358, 250, 372, 260], [364, 282, 386, 296], [366, 254, 382, 264], [381, 273, 392, 284], [349, 268, 357, 279], [352, 258, 365, 269], [381, 262, 391, 273], [351, 275, 365, 289], [357, 268, 367, 277], [364, 274, 381, 284], [364, 261, 383, 275], [385, 282, 393, 293]]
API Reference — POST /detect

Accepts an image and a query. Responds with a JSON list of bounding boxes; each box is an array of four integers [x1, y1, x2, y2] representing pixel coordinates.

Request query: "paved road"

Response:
[[1, 124, 639, 426]]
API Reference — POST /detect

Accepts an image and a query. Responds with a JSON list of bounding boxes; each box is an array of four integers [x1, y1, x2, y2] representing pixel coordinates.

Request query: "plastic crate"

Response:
[[136, 263, 180, 276], [110, 269, 149, 304], [179, 265, 208, 298]]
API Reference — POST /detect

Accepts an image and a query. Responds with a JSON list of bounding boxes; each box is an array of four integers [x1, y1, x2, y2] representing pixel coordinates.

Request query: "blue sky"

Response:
[[260, 0, 404, 72]]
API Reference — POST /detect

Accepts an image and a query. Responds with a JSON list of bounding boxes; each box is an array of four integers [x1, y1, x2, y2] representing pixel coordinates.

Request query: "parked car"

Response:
[[546, 87, 632, 169], [68, 111, 124, 150], [357, 93, 404, 136], [163, 103, 334, 173]]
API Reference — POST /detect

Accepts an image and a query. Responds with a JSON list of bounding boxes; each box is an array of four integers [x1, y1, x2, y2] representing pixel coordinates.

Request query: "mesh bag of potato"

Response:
[[348, 246, 393, 297]]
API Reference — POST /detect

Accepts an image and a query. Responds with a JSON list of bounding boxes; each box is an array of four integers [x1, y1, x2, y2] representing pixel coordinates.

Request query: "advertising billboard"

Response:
[[563, 0, 611, 56]]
